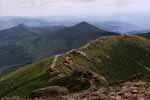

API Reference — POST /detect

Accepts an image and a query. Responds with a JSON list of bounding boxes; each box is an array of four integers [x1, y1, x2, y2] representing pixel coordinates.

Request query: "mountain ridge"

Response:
[[0, 21, 118, 76], [0, 35, 150, 97]]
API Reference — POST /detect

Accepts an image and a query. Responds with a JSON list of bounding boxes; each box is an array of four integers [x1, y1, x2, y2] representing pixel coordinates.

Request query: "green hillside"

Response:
[[47, 35, 150, 87], [0, 56, 54, 97], [137, 32, 150, 39], [0, 35, 150, 98], [0, 22, 118, 76]]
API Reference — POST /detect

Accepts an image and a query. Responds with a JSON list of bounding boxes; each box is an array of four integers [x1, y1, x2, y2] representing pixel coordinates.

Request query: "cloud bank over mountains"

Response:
[[0, 0, 150, 16]]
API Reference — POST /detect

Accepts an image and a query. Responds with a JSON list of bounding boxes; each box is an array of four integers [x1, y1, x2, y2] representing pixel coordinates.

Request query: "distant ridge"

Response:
[[0, 21, 119, 76], [70, 21, 108, 32], [71, 21, 100, 29], [137, 32, 150, 39]]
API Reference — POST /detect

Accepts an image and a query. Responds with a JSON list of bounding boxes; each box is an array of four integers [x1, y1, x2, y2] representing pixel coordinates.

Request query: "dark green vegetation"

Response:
[[48, 35, 150, 84], [0, 22, 118, 76], [137, 32, 150, 39], [0, 35, 150, 98], [0, 56, 54, 97]]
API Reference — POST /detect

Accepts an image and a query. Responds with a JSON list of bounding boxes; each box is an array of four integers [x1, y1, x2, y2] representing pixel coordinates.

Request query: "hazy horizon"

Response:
[[0, 0, 150, 29]]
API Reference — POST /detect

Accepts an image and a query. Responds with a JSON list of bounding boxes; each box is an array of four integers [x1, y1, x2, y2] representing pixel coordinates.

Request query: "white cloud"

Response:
[[0, 0, 150, 16]]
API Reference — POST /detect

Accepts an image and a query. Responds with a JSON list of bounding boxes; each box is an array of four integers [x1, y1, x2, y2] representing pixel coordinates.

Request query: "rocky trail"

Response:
[[1, 79, 150, 100], [50, 55, 61, 69], [1, 36, 150, 100]]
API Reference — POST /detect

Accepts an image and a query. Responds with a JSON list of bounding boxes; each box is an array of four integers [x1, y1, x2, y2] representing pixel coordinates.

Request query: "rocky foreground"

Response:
[[1, 79, 150, 100]]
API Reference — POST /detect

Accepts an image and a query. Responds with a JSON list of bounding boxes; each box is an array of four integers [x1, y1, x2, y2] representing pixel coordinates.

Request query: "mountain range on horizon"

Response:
[[0, 21, 119, 76], [0, 16, 150, 33], [0, 18, 150, 99], [1, 0, 150, 99]]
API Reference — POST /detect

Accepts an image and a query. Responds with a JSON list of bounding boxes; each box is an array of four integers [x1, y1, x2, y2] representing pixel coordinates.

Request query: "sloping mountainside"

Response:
[[137, 32, 150, 39], [0, 35, 150, 98], [0, 56, 54, 97], [0, 22, 118, 76], [0, 24, 53, 65]]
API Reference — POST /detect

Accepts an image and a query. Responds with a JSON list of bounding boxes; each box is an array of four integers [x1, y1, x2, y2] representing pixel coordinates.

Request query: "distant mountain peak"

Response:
[[10, 24, 30, 31], [0, 23, 29, 32], [70, 21, 100, 31], [17, 24, 27, 28], [78, 21, 89, 25], [74, 21, 92, 26]]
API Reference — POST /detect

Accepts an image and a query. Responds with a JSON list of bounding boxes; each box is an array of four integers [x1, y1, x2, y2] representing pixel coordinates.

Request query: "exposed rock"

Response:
[[31, 86, 69, 98], [138, 97, 146, 100], [1, 96, 26, 100], [64, 80, 150, 100], [116, 96, 124, 100], [1, 80, 150, 100]]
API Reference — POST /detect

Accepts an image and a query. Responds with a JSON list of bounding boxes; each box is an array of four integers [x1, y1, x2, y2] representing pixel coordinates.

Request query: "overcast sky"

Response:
[[0, 0, 150, 17]]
